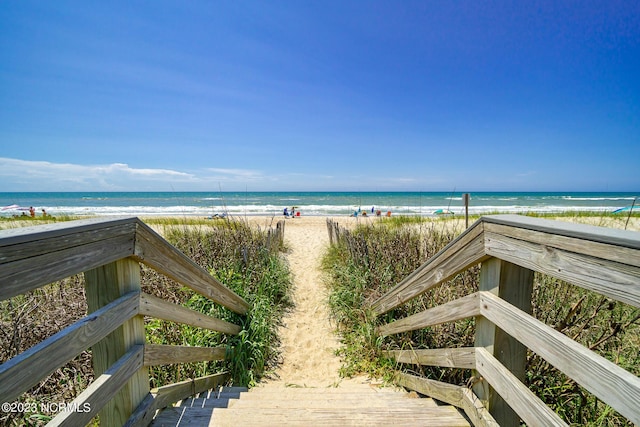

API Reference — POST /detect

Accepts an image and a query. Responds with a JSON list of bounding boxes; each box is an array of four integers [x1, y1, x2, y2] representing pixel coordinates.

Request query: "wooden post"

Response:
[[474, 257, 534, 427], [463, 193, 470, 228], [84, 259, 149, 426]]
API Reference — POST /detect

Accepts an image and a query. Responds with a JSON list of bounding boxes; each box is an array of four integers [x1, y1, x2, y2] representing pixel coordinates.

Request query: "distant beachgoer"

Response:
[[284, 207, 289, 218], [29, 206, 35, 218], [41, 209, 47, 217], [371, 206, 374, 213], [291, 207, 295, 218]]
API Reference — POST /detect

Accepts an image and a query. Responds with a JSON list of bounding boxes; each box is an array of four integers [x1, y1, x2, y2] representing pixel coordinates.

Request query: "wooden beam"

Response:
[[139, 292, 241, 335], [395, 372, 498, 427], [0, 216, 137, 252], [144, 344, 227, 366], [0, 291, 138, 404], [484, 222, 640, 268], [481, 214, 640, 251], [154, 373, 229, 412], [475, 348, 567, 426], [0, 234, 135, 301], [85, 259, 149, 427], [47, 345, 144, 427], [480, 291, 640, 425], [370, 221, 487, 315], [377, 292, 480, 336], [383, 347, 476, 369], [484, 231, 640, 308], [133, 222, 250, 315], [124, 372, 230, 427]]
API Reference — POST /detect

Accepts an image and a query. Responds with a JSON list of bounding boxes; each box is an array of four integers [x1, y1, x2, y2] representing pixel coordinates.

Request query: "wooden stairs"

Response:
[[151, 381, 471, 426]]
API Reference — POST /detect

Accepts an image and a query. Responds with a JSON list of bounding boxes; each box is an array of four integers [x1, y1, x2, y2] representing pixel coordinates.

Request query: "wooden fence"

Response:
[[0, 217, 251, 426], [331, 214, 640, 426]]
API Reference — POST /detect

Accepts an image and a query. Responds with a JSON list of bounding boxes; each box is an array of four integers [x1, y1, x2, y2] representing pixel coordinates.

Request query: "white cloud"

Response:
[[0, 158, 200, 191], [0, 157, 450, 191], [206, 168, 264, 180]]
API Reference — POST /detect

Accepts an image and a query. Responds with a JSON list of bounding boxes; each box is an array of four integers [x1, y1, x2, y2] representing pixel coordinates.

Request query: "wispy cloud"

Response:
[[206, 168, 264, 180], [0, 157, 452, 191], [0, 158, 199, 191]]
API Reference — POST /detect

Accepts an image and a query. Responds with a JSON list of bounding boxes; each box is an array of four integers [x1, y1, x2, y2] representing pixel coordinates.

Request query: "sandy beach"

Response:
[[243, 215, 373, 388]]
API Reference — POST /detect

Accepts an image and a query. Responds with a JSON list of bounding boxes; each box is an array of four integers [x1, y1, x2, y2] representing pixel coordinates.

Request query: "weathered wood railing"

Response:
[[0, 217, 250, 426], [367, 214, 640, 426]]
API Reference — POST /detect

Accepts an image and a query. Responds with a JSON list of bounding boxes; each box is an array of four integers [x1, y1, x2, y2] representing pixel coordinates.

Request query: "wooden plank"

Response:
[[383, 348, 476, 369], [395, 372, 498, 427], [85, 259, 149, 427], [484, 222, 640, 268], [484, 231, 640, 308], [0, 291, 138, 403], [0, 216, 137, 249], [0, 234, 135, 301], [139, 292, 241, 335], [133, 222, 250, 315], [480, 291, 640, 424], [377, 293, 480, 336], [481, 214, 640, 251], [48, 345, 144, 427], [123, 392, 157, 427], [225, 396, 438, 408], [144, 344, 227, 366], [473, 258, 499, 405], [371, 221, 487, 315], [395, 371, 464, 408], [152, 372, 230, 411], [459, 387, 501, 427], [475, 348, 567, 427], [210, 408, 470, 426]]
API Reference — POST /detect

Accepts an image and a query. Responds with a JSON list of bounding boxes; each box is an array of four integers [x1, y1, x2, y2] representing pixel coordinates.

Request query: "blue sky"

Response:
[[1, 1, 639, 192]]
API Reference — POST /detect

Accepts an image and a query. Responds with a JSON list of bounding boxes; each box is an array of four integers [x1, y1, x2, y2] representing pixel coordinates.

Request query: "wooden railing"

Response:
[[0, 217, 250, 426], [368, 214, 640, 426]]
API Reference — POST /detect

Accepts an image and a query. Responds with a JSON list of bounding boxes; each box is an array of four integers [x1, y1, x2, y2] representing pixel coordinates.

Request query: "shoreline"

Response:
[[1, 211, 639, 233]]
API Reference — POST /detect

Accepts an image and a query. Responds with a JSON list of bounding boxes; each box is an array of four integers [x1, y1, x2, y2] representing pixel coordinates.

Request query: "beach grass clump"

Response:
[[322, 219, 474, 380], [143, 219, 291, 388], [324, 215, 639, 425]]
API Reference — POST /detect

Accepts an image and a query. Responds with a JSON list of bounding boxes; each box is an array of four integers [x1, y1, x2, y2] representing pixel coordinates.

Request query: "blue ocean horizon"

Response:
[[0, 191, 637, 218]]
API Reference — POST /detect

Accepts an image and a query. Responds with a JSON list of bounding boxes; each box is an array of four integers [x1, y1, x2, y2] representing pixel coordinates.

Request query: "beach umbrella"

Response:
[[434, 209, 454, 215]]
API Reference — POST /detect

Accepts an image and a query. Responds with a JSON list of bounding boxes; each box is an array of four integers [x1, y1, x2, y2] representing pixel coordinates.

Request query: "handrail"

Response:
[[365, 214, 640, 426], [0, 217, 251, 426]]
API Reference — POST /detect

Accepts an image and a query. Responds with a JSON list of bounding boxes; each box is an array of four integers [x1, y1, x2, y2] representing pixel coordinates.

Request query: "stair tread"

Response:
[[152, 385, 470, 427], [209, 406, 468, 427]]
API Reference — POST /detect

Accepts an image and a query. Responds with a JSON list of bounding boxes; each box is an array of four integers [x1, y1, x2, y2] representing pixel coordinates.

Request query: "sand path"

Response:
[[266, 217, 344, 385]]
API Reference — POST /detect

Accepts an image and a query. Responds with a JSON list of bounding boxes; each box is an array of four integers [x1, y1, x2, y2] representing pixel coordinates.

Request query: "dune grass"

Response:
[[145, 219, 292, 388], [323, 215, 639, 426]]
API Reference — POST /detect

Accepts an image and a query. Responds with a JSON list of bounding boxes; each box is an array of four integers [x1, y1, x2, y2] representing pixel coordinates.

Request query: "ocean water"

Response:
[[0, 191, 637, 218]]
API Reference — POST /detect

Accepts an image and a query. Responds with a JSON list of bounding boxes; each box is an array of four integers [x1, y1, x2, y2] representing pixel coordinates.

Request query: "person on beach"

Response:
[[29, 206, 35, 218], [284, 207, 289, 218], [41, 209, 47, 217]]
